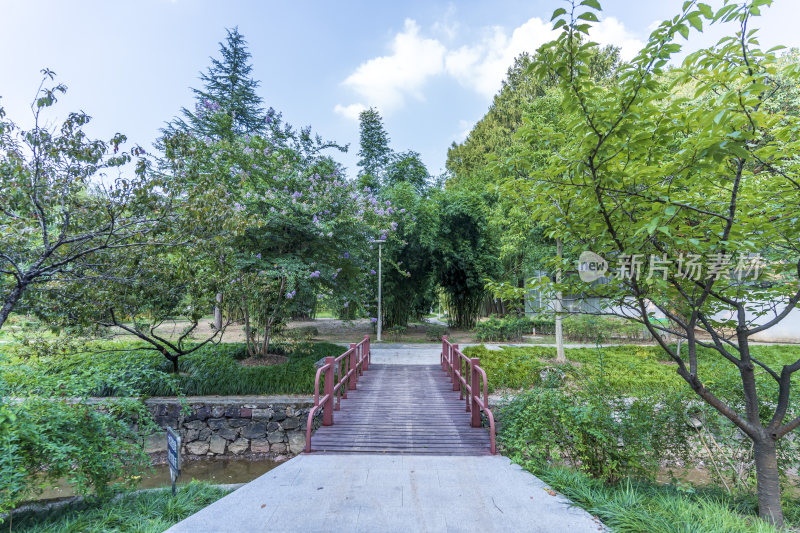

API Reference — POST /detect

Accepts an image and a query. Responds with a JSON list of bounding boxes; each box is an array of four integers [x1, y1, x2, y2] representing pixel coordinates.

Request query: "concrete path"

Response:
[[165, 454, 605, 533]]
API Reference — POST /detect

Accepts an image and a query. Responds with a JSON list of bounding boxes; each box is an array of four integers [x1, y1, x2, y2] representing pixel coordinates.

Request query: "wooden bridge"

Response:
[[305, 336, 495, 455]]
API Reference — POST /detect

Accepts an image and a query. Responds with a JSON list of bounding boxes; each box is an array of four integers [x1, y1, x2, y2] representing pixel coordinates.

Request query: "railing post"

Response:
[[349, 343, 358, 390], [452, 344, 460, 392], [363, 335, 370, 371], [471, 358, 481, 427], [441, 335, 447, 371], [323, 357, 334, 426]]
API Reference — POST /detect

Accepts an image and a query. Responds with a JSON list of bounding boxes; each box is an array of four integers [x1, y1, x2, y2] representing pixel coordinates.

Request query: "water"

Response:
[[37, 458, 282, 500]]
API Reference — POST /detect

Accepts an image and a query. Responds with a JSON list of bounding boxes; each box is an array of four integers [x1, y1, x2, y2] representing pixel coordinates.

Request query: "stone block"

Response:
[[267, 430, 285, 444], [225, 406, 240, 418], [241, 422, 267, 440], [209, 435, 227, 454], [186, 441, 209, 455], [270, 443, 287, 453], [228, 438, 249, 455], [272, 410, 287, 422], [281, 417, 300, 430], [198, 428, 212, 441], [217, 427, 239, 441], [288, 432, 306, 454], [240, 408, 252, 418], [267, 421, 280, 432], [211, 406, 225, 418], [252, 408, 273, 419], [228, 418, 249, 428], [207, 418, 228, 430], [183, 420, 206, 430], [250, 438, 270, 453], [185, 429, 199, 442]]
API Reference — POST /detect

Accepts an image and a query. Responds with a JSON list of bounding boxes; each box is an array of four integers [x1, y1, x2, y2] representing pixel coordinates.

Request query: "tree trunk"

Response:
[[0, 283, 24, 331], [169, 355, 179, 373], [754, 438, 784, 526], [214, 292, 223, 331], [555, 238, 565, 363]]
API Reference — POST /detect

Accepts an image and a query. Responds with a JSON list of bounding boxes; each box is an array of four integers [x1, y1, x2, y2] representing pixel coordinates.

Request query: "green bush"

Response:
[[473, 315, 532, 342], [562, 315, 643, 342], [0, 348, 160, 520], [425, 324, 449, 342], [498, 382, 692, 482]]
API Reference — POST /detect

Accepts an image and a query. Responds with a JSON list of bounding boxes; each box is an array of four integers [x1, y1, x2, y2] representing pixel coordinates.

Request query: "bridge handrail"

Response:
[[441, 336, 496, 454], [305, 335, 370, 452]]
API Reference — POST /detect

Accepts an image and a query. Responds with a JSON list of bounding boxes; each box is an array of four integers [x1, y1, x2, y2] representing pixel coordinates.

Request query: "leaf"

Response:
[[553, 19, 567, 30], [697, 3, 713, 18], [687, 15, 703, 32], [579, 0, 602, 10], [550, 7, 567, 21], [675, 23, 689, 39], [577, 11, 599, 22]]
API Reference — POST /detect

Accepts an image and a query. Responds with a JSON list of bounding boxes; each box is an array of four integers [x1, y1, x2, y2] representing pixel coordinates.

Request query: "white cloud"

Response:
[[445, 17, 556, 97], [333, 103, 367, 121], [334, 14, 644, 118], [336, 19, 446, 116], [591, 17, 644, 61]]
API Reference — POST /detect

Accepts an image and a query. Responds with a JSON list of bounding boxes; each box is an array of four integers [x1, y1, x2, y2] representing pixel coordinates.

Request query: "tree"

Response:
[[0, 72, 167, 332], [384, 150, 429, 194], [356, 108, 391, 192], [433, 190, 499, 329], [169, 27, 266, 140], [506, 1, 800, 525]]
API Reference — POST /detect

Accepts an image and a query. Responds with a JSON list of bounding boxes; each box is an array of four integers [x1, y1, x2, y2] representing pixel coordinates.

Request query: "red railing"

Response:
[[441, 336, 496, 454], [305, 335, 371, 452]]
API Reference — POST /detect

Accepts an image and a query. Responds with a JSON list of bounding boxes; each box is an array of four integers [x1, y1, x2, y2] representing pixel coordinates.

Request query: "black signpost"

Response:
[[166, 427, 181, 496]]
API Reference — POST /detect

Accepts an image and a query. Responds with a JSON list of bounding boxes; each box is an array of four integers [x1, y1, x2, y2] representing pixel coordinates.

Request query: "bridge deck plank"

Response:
[[309, 364, 491, 455]]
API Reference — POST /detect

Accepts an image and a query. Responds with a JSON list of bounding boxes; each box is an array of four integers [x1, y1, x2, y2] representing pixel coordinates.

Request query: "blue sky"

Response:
[[2, 0, 799, 178]]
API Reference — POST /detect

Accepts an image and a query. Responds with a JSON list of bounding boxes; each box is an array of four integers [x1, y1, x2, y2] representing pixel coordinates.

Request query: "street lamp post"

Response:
[[373, 238, 386, 342]]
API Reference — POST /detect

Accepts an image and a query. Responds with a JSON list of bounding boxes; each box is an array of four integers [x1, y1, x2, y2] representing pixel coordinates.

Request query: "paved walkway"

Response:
[[166, 454, 604, 533], [166, 346, 606, 533]]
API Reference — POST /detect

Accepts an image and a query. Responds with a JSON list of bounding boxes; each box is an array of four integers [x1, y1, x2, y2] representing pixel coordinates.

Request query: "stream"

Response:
[[37, 458, 281, 500]]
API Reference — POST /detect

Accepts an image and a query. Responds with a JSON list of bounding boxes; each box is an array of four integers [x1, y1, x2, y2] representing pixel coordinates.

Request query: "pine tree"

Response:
[[170, 27, 266, 140], [356, 108, 391, 191]]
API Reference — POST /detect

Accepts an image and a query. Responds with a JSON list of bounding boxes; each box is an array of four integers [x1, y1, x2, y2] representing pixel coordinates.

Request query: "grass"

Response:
[[526, 464, 797, 533], [8, 481, 231, 532]]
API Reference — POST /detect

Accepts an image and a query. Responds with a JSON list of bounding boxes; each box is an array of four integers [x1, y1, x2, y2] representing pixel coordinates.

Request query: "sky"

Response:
[[2, 0, 799, 179]]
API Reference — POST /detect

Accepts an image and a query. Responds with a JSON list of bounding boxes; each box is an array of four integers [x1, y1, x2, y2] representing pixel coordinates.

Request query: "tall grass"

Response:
[[532, 465, 797, 533], [9, 481, 231, 533]]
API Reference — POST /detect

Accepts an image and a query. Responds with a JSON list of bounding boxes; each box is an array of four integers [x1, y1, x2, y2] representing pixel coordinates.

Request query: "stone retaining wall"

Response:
[[145, 396, 316, 460]]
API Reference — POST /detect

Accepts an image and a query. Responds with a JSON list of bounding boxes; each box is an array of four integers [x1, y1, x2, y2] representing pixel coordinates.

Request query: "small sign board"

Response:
[[166, 427, 181, 496]]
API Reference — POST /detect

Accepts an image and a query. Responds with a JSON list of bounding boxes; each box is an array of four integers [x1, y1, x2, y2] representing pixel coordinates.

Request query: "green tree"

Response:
[[356, 107, 391, 192], [0, 72, 166, 332], [505, 0, 800, 525], [433, 190, 499, 329], [384, 150, 429, 194], [169, 27, 266, 140]]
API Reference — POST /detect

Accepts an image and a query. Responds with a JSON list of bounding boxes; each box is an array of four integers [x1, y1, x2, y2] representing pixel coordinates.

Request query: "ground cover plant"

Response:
[[7, 481, 232, 533], [0, 340, 345, 397]]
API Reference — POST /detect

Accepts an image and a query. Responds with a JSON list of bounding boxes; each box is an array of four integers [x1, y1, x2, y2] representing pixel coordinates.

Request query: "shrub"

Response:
[[473, 315, 532, 342], [562, 315, 644, 342], [425, 324, 449, 342], [498, 377, 692, 483], [0, 348, 159, 520]]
